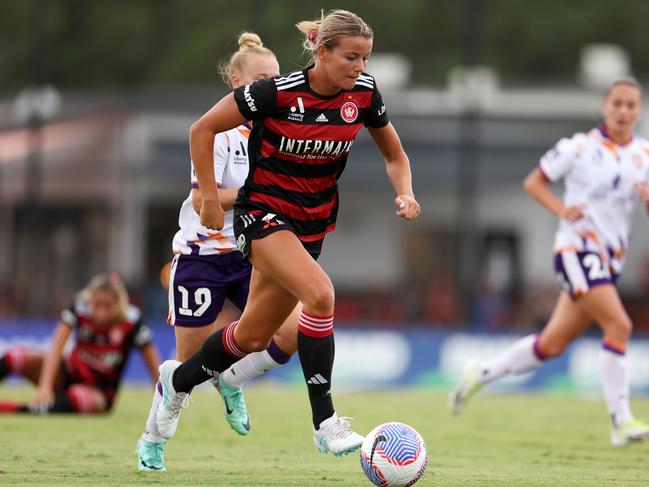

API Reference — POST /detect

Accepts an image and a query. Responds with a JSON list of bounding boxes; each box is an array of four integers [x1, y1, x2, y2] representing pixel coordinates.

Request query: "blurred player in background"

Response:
[[451, 78, 649, 447], [0, 273, 159, 414], [148, 9, 420, 461], [136, 32, 300, 472]]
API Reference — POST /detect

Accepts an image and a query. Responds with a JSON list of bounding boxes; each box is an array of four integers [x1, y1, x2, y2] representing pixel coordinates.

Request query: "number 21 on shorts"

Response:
[[582, 253, 611, 280]]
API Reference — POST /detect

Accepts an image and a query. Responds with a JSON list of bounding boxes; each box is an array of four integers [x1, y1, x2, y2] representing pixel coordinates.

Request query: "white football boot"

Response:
[[610, 417, 649, 447], [313, 413, 364, 456], [155, 360, 191, 440], [449, 360, 485, 415]]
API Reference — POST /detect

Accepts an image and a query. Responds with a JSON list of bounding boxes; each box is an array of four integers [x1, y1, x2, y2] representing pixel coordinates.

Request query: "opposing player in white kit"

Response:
[[136, 33, 299, 472], [451, 78, 649, 447]]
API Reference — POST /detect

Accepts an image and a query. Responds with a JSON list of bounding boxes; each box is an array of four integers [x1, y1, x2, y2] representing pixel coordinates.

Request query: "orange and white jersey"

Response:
[[539, 126, 649, 273], [172, 124, 251, 255]]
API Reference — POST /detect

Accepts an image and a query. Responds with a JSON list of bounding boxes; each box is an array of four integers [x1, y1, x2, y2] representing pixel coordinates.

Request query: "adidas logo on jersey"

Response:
[[315, 113, 328, 123], [307, 374, 328, 385]]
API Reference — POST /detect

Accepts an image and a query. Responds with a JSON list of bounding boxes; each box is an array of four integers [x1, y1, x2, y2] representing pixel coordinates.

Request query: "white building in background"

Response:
[[1, 76, 649, 314]]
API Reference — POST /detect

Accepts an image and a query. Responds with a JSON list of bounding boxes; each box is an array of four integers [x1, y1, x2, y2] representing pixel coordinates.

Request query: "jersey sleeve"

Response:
[[126, 305, 153, 349], [133, 320, 154, 349], [212, 132, 230, 185], [233, 78, 277, 121], [60, 301, 80, 328], [539, 135, 580, 182], [364, 81, 389, 129]]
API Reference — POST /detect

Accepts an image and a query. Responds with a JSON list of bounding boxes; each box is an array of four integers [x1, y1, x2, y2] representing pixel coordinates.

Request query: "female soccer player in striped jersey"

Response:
[[451, 78, 649, 447], [137, 33, 302, 471], [149, 9, 420, 457], [0, 273, 159, 415]]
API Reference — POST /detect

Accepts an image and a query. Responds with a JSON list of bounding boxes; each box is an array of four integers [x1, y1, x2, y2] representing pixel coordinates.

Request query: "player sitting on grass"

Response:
[[0, 273, 160, 415]]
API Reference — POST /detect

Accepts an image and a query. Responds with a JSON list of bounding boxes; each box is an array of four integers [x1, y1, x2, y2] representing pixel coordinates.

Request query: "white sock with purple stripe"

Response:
[[220, 339, 292, 388], [141, 382, 164, 443], [599, 342, 632, 426], [480, 334, 544, 384]]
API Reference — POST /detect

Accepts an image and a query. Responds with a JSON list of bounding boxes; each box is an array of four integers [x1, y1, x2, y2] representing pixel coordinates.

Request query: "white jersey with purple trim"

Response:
[[539, 126, 649, 272], [172, 124, 251, 255]]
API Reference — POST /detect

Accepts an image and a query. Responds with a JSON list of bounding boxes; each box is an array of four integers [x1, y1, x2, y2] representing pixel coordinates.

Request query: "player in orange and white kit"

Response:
[[451, 78, 649, 447], [136, 33, 300, 472]]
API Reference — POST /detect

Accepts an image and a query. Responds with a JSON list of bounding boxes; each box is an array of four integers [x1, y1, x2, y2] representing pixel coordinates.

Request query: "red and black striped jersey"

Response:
[[60, 299, 153, 400], [233, 66, 389, 243]]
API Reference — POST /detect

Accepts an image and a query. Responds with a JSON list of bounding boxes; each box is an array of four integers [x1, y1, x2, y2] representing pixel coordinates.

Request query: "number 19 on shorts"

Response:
[[177, 286, 211, 317]]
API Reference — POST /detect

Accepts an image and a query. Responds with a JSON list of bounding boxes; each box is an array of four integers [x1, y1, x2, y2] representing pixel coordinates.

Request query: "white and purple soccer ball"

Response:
[[360, 422, 428, 487]]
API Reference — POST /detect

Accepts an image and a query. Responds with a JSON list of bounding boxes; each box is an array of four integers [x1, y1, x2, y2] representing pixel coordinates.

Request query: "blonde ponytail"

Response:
[[296, 10, 373, 65]]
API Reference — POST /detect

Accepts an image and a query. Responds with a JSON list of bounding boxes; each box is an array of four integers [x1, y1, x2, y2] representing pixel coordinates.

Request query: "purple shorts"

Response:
[[168, 252, 251, 327], [554, 250, 619, 299]]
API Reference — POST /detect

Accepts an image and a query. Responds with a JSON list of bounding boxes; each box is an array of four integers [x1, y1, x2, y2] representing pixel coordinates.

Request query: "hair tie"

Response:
[[308, 30, 318, 44]]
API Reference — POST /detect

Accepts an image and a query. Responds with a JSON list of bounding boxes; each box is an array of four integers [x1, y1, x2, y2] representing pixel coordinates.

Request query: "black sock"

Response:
[[48, 392, 76, 413], [0, 356, 9, 381], [298, 331, 335, 428], [14, 393, 75, 415], [172, 327, 243, 393]]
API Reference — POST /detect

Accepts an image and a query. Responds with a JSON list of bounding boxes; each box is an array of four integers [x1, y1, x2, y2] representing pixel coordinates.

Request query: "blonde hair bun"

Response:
[[238, 32, 264, 50], [218, 32, 276, 87]]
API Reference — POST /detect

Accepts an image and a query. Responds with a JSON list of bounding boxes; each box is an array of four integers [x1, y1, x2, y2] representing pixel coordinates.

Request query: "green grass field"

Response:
[[1, 385, 648, 486]]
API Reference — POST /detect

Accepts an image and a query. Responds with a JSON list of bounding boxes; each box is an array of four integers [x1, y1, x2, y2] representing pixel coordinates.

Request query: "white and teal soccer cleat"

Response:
[[313, 413, 364, 457], [610, 417, 649, 447], [449, 360, 485, 415], [136, 437, 166, 472], [211, 375, 251, 436], [155, 360, 191, 440]]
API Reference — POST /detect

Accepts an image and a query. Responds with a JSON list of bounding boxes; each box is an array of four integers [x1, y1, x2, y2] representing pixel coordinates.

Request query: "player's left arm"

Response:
[[367, 123, 421, 220], [138, 342, 161, 386]]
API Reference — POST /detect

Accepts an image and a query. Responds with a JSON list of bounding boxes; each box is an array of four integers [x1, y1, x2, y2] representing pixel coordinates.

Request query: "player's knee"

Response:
[[302, 279, 335, 315], [67, 385, 107, 414], [612, 316, 633, 343], [4, 347, 27, 374]]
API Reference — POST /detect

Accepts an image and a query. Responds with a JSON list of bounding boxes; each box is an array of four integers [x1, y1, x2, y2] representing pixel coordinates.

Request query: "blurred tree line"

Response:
[[2, 0, 649, 90]]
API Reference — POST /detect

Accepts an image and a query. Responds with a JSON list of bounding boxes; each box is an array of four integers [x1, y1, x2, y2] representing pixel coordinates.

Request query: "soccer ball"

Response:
[[360, 422, 428, 487]]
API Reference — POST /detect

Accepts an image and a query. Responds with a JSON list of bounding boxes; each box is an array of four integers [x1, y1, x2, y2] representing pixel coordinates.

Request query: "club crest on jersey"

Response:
[[341, 101, 358, 123]]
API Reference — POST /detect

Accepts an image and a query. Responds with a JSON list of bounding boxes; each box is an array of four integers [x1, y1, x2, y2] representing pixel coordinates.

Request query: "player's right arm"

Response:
[[191, 187, 240, 213], [190, 94, 246, 230], [523, 168, 583, 222], [524, 136, 584, 222], [32, 321, 73, 408]]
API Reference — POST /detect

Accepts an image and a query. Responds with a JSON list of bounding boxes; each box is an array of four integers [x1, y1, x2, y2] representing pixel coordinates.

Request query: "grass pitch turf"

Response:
[[1, 386, 648, 486]]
